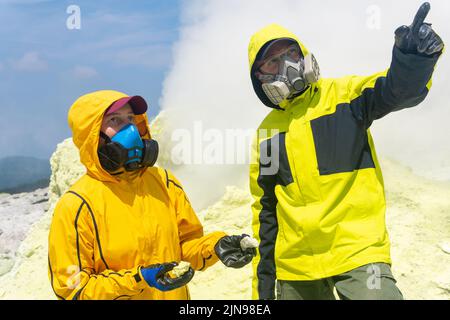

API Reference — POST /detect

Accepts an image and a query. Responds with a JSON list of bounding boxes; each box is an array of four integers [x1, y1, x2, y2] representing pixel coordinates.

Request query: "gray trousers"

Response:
[[276, 263, 404, 300]]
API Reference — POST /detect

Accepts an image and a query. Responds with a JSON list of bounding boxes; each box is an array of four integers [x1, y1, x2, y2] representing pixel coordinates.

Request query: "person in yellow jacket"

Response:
[[48, 90, 256, 300], [248, 3, 443, 300]]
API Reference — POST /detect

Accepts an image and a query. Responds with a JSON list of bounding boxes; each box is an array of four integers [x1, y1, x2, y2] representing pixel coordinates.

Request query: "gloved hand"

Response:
[[394, 2, 444, 56], [215, 234, 257, 268], [140, 262, 194, 291]]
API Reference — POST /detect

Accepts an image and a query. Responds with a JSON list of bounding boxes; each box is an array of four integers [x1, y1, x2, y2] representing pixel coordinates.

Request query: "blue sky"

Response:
[[0, 0, 181, 159]]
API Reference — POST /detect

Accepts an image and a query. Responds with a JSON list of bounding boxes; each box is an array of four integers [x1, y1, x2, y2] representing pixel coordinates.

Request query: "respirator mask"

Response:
[[98, 123, 159, 173], [257, 41, 320, 105]]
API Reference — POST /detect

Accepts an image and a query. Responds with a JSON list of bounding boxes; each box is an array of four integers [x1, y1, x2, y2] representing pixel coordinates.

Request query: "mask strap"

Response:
[[99, 131, 112, 143]]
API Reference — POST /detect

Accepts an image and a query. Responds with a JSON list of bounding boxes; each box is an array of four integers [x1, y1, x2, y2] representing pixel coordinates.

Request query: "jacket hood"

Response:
[[68, 90, 152, 183], [248, 23, 312, 109]]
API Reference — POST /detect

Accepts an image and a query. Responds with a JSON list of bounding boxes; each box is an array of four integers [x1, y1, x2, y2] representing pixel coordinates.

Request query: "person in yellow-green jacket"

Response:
[[248, 3, 443, 300], [48, 90, 256, 300]]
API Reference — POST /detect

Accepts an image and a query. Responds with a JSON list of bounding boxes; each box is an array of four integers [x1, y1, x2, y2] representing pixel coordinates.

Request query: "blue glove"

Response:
[[140, 262, 194, 291]]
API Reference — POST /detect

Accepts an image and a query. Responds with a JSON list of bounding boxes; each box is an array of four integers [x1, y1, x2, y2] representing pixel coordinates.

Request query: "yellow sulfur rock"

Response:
[[171, 261, 191, 278]]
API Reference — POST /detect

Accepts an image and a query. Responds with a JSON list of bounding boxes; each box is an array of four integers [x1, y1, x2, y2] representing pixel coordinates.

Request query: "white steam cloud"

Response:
[[158, 0, 450, 209]]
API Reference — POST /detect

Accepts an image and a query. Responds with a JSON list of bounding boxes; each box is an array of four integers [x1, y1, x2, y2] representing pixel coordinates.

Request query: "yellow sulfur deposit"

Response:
[[171, 261, 191, 278]]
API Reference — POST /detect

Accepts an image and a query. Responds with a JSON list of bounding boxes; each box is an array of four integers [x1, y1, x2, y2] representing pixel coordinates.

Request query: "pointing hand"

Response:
[[394, 2, 444, 56]]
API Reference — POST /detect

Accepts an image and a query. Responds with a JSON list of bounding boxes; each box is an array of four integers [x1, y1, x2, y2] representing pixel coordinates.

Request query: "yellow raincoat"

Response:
[[48, 90, 226, 300], [249, 24, 441, 299]]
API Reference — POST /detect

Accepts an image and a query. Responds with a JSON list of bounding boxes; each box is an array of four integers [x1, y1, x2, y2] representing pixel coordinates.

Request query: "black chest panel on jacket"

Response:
[[310, 103, 375, 175]]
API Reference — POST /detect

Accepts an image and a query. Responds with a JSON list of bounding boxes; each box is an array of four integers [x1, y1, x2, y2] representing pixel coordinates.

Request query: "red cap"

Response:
[[106, 96, 148, 115]]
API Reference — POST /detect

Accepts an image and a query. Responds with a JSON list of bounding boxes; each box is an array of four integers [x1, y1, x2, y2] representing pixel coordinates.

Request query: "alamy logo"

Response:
[[366, 264, 381, 290], [66, 5, 81, 30]]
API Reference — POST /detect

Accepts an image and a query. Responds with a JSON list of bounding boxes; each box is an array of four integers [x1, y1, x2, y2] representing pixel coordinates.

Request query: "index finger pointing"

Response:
[[411, 2, 430, 34]]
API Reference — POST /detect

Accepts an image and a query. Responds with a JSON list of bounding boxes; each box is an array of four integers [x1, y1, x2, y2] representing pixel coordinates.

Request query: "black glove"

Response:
[[140, 262, 195, 291], [394, 2, 444, 56], [215, 234, 257, 268]]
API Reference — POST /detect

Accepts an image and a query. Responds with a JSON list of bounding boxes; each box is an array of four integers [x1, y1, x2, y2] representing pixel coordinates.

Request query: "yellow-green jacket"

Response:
[[48, 90, 226, 300], [248, 24, 441, 299]]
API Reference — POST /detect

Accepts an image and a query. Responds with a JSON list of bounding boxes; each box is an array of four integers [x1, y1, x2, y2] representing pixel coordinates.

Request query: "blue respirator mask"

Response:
[[98, 124, 159, 173]]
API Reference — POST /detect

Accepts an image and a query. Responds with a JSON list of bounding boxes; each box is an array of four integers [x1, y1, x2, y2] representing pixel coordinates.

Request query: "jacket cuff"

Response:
[[133, 266, 150, 290], [210, 231, 228, 260]]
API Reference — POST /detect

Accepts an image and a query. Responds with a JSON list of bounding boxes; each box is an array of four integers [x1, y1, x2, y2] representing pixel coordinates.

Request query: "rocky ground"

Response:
[[0, 188, 49, 276], [381, 160, 450, 299]]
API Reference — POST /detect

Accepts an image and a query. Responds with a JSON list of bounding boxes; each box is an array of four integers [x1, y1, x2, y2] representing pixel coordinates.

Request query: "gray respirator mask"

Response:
[[258, 52, 320, 105]]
